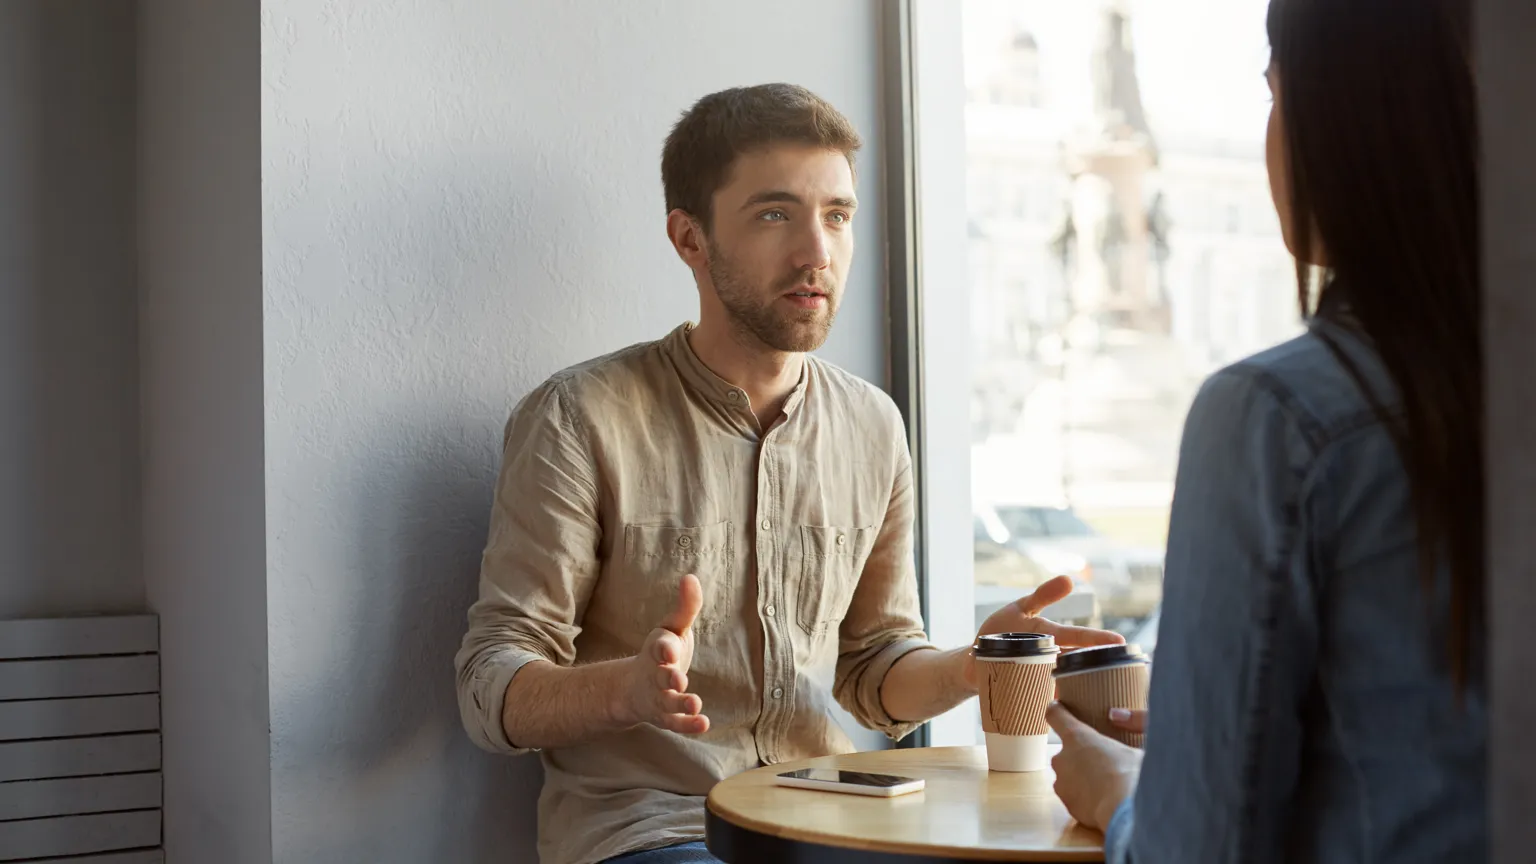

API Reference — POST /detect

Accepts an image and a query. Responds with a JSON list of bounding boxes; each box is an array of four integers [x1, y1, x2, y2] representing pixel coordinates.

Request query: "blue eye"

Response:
[[760, 210, 787, 222], [828, 212, 851, 225]]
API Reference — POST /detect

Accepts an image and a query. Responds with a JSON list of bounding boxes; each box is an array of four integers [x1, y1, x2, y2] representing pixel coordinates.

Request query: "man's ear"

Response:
[[666, 209, 708, 269]]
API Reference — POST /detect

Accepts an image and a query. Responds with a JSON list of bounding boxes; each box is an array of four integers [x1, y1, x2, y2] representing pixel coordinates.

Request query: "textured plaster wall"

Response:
[[260, 2, 890, 860]]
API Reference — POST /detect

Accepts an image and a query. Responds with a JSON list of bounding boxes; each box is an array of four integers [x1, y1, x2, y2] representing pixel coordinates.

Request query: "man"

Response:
[[454, 83, 1120, 864]]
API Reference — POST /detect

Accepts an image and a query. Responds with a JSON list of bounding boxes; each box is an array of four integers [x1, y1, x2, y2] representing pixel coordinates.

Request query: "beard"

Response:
[[706, 239, 840, 354]]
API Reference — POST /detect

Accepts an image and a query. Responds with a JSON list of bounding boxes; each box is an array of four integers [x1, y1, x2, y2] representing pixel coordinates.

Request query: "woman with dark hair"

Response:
[[1046, 0, 1486, 860]]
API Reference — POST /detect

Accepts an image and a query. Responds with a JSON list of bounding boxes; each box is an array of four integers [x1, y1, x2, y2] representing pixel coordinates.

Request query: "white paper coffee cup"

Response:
[[974, 633, 1060, 772]]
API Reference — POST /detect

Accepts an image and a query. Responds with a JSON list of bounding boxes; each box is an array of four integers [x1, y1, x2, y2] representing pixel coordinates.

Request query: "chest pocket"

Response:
[[623, 521, 735, 635], [794, 525, 875, 637]]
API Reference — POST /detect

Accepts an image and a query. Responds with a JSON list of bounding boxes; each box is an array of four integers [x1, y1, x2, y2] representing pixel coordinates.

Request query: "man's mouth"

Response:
[[783, 286, 829, 309], [784, 280, 830, 298]]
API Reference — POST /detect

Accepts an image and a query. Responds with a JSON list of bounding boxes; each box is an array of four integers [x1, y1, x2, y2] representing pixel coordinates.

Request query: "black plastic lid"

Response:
[[973, 632, 1059, 659], [1052, 644, 1149, 676]]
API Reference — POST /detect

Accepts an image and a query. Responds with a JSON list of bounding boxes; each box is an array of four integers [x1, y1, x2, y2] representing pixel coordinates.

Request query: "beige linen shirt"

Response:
[[454, 323, 934, 864]]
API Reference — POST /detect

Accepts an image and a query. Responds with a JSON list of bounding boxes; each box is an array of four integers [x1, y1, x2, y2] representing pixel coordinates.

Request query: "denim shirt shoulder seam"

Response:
[[1299, 425, 1381, 863], [1224, 350, 1390, 861], [1221, 363, 1311, 862], [1237, 507, 1296, 860], [1230, 361, 1381, 441], [1223, 363, 1327, 453], [1296, 428, 1376, 859]]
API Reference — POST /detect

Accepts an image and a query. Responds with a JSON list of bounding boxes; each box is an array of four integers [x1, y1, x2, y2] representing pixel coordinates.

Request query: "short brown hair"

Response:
[[661, 83, 862, 229]]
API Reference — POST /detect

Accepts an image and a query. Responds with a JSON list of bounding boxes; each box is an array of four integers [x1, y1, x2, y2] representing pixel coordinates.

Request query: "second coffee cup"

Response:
[[1052, 643, 1151, 747], [975, 632, 1059, 772]]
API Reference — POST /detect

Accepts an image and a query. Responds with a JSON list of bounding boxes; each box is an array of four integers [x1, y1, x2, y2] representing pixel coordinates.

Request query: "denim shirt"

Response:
[[1105, 318, 1487, 863]]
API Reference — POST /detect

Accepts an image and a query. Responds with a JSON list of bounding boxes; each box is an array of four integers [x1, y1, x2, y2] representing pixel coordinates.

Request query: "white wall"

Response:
[[139, 0, 273, 861], [259, 2, 890, 861], [0, 0, 142, 619]]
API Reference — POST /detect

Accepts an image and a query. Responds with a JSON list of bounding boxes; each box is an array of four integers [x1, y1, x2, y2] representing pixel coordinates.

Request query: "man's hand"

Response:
[[964, 575, 1126, 687], [617, 573, 710, 735], [1046, 702, 1142, 832]]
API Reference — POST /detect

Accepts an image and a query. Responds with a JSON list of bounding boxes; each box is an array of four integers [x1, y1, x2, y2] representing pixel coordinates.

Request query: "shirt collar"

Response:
[[662, 322, 811, 419]]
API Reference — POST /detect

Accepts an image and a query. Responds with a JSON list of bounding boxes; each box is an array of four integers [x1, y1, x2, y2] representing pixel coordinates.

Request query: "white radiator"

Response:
[[0, 615, 163, 863]]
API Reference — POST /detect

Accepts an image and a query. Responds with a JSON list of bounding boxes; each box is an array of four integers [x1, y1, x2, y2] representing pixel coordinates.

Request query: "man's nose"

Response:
[[791, 222, 832, 272]]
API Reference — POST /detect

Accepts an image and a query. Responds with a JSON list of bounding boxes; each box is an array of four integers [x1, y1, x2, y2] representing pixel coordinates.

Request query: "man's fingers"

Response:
[[658, 573, 704, 636], [1046, 701, 1096, 744], [650, 631, 683, 665], [658, 712, 711, 735], [660, 690, 702, 717], [1015, 575, 1075, 618], [1044, 623, 1127, 648], [652, 663, 687, 693]]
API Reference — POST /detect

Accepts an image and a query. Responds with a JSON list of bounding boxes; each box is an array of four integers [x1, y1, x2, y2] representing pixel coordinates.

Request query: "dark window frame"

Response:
[[881, 0, 932, 750]]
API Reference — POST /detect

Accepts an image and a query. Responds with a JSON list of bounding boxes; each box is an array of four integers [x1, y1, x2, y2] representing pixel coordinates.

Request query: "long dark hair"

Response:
[[1266, 0, 1482, 687]]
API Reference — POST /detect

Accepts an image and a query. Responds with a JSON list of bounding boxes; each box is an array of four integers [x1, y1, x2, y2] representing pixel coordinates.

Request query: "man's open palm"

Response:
[[965, 575, 1126, 687], [626, 573, 710, 735]]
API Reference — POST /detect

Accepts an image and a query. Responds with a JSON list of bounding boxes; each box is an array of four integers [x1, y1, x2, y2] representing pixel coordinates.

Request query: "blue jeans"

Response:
[[604, 841, 721, 863]]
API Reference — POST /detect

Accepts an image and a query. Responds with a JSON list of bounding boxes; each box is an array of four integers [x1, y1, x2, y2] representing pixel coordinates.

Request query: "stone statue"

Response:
[[1090, 1, 1154, 150], [1098, 193, 1129, 297]]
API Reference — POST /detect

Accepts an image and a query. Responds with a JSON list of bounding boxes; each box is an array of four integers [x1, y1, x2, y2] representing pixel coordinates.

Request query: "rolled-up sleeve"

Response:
[[454, 377, 602, 756], [833, 426, 936, 740]]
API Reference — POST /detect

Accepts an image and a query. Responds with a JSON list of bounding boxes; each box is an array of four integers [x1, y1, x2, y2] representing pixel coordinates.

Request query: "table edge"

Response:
[[705, 805, 1060, 864], [705, 750, 1107, 864]]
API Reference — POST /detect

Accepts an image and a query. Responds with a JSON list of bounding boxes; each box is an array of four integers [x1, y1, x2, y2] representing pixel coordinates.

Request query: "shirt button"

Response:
[[764, 604, 776, 617], [836, 534, 847, 547], [676, 535, 693, 549], [760, 519, 771, 531], [772, 687, 784, 700], [727, 390, 743, 403]]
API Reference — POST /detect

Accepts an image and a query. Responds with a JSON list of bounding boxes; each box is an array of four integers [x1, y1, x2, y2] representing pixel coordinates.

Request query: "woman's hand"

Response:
[[1108, 707, 1146, 735], [1046, 702, 1143, 832]]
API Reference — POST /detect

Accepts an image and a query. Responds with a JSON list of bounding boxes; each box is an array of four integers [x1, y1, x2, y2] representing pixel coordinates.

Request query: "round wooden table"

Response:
[[705, 746, 1104, 863]]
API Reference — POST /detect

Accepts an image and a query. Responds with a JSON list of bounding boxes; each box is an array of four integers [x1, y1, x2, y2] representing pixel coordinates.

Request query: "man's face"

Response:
[[701, 145, 857, 353]]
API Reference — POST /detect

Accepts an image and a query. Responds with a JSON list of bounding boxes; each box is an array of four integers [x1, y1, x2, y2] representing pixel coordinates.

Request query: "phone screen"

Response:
[[778, 768, 917, 788]]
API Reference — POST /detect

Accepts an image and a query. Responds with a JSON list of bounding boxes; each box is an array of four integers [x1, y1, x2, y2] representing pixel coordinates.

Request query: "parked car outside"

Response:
[[987, 502, 1164, 626], [972, 509, 1099, 627]]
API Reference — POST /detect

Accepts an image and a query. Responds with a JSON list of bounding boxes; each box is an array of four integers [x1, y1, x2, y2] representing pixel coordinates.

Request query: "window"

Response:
[[888, 0, 1303, 747]]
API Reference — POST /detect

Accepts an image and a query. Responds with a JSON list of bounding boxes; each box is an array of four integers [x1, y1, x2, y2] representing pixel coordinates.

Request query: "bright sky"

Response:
[[963, 0, 1275, 144]]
